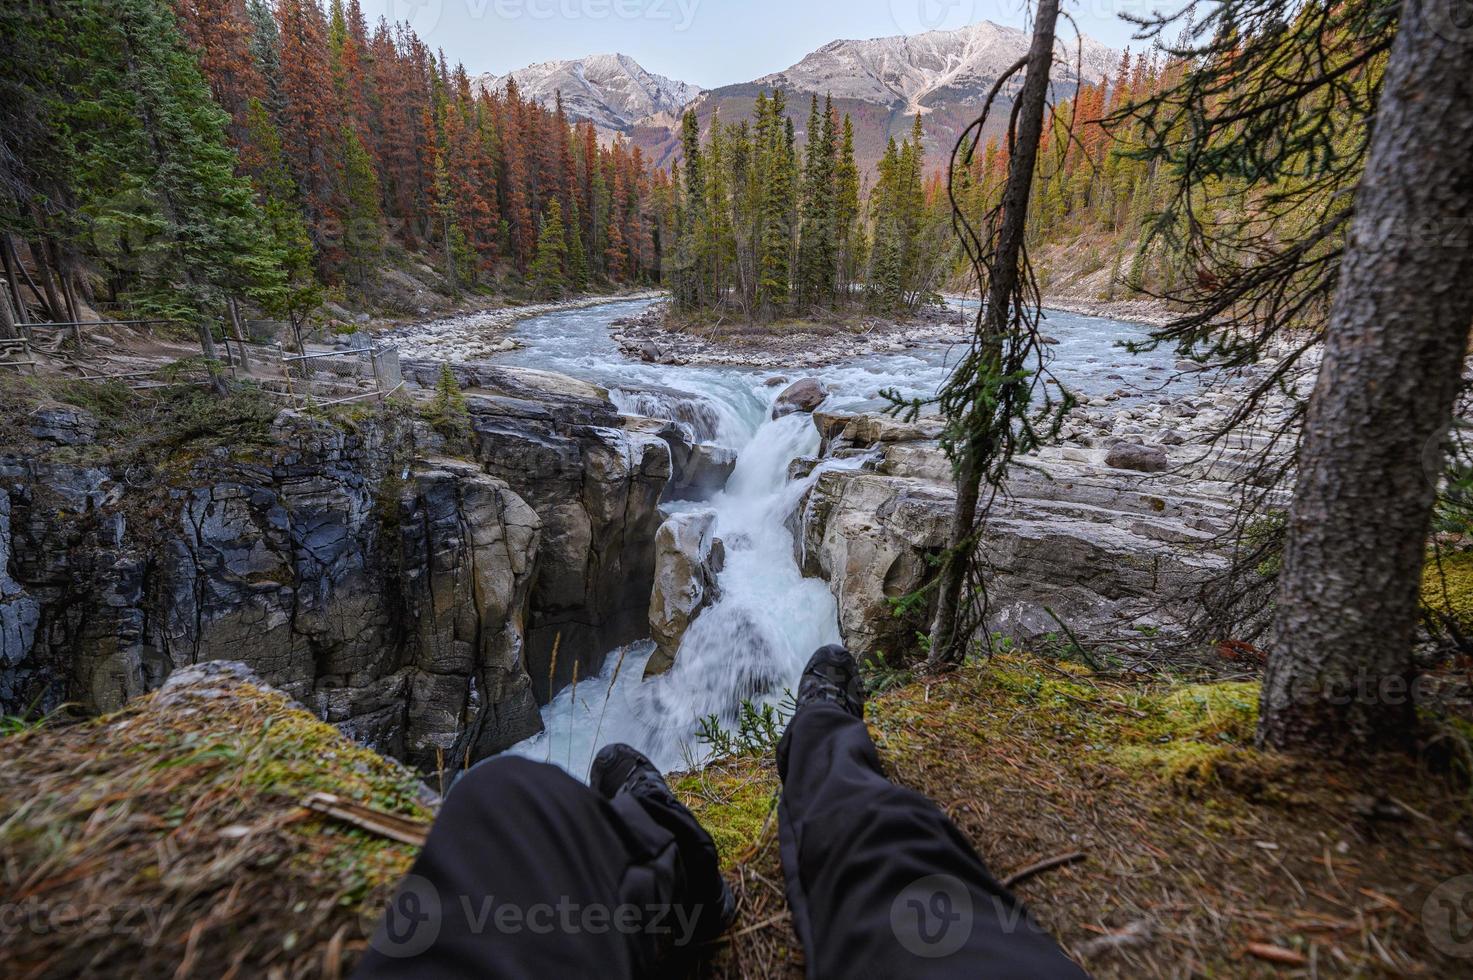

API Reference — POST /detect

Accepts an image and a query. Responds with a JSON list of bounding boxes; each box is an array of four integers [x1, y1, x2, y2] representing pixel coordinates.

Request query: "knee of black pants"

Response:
[[452, 755, 581, 804]]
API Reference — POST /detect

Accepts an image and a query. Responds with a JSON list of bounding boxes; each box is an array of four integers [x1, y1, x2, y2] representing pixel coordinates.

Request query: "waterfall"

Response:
[[509, 408, 875, 776]]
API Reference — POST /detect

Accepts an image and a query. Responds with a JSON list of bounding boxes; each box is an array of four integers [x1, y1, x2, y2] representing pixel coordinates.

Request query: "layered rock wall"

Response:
[[2, 368, 672, 774]]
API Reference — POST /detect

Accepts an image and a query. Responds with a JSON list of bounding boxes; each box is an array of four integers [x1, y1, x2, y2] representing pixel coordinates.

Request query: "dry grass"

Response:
[[681, 656, 1473, 978], [0, 665, 430, 979]]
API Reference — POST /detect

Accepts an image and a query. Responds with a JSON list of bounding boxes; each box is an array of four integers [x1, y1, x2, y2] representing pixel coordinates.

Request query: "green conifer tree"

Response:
[[565, 198, 589, 292], [529, 199, 568, 299]]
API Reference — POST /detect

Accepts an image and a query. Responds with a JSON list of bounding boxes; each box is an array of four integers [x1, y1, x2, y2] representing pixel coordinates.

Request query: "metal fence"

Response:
[[0, 336, 38, 373], [278, 342, 403, 408]]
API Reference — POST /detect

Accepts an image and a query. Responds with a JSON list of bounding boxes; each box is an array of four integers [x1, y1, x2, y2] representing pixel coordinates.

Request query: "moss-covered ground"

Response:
[[0, 675, 430, 979]]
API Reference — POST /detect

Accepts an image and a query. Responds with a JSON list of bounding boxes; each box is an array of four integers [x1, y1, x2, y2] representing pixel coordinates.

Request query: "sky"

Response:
[[369, 0, 1166, 87]]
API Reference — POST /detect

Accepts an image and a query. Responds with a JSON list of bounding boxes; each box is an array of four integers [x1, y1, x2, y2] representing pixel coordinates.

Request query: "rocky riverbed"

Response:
[[783, 365, 1298, 666], [380, 290, 664, 362]]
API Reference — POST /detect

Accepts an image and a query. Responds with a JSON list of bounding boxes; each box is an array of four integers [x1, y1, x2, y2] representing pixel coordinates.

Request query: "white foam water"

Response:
[[507, 407, 872, 777]]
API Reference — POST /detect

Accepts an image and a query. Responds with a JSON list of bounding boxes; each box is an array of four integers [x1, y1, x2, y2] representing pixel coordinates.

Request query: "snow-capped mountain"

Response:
[[752, 20, 1116, 114], [634, 20, 1118, 172], [481, 22, 1118, 171], [474, 54, 701, 134]]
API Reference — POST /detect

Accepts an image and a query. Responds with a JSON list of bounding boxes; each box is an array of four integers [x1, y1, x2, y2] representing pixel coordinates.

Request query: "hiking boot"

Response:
[[796, 644, 865, 718], [590, 743, 737, 943], [590, 742, 672, 802]]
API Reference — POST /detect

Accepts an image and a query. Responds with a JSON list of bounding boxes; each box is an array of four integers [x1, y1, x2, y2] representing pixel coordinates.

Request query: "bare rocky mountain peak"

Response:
[[479, 21, 1118, 170], [752, 19, 1117, 111], [475, 53, 703, 134]]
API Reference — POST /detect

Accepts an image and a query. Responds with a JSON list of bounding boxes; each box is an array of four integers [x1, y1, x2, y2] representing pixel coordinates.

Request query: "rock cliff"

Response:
[[2, 366, 673, 775]]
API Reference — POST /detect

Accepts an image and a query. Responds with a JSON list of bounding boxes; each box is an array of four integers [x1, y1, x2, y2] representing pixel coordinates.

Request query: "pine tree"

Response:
[[834, 113, 862, 298], [430, 362, 470, 440], [275, 0, 345, 269], [797, 94, 838, 309], [81, 0, 285, 356], [528, 199, 567, 299], [604, 216, 628, 281], [757, 90, 794, 316], [341, 125, 382, 285], [500, 81, 536, 271], [243, 97, 320, 326], [246, 0, 285, 116], [564, 198, 589, 292], [173, 0, 267, 149]]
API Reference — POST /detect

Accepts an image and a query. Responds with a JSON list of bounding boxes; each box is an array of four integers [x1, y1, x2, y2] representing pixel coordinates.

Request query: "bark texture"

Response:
[[1261, 0, 1473, 751]]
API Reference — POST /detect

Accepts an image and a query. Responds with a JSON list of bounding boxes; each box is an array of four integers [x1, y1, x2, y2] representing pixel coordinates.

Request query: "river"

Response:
[[458, 298, 1177, 778]]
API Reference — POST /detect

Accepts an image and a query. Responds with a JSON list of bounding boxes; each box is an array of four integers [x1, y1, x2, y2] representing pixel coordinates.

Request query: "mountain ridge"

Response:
[[483, 21, 1120, 172], [473, 53, 702, 134]]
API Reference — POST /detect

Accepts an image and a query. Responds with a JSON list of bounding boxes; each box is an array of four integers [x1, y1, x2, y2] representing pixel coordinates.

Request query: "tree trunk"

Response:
[[47, 240, 84, 350], [1, 235, 30, 329], [196, 318, 219, 362], [1260, 0, 1473, 752], [0, 279, 17, 340], [30, 239, 66, 323], [228, 297, 252, 373], [928, 0, 1058, 667]]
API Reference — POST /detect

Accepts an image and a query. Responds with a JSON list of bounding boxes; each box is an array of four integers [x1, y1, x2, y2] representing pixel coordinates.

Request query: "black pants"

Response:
[[355, 704, 1086, 978]]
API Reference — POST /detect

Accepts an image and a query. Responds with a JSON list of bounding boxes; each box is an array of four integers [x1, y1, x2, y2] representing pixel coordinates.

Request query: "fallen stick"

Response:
[[1001, 850, 1088, 889], [1244, 942, 1308, 967], [301, 792, 430, 847]]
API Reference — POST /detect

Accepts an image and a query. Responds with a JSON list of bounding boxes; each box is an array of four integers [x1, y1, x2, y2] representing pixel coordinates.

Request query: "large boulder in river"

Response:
[[772, 378, 828, 419], [1105, 442, 1170, 473], [664, 440, 737, 501], [793, 412, 1242, 655], [791, 471, 953, 661], [645, 511, 725, 678]]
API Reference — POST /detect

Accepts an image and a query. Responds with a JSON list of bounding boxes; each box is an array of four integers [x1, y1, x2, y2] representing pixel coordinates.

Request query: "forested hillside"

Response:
[[0, 0, 666, 346]]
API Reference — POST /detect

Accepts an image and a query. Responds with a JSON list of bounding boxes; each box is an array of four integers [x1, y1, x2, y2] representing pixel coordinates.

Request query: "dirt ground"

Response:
[[683, 657, 1473, 978]]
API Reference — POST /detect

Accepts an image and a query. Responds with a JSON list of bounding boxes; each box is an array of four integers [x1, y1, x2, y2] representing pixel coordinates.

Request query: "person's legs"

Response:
[[355, 749, 729, 980], [776, 646, 1088, 979]]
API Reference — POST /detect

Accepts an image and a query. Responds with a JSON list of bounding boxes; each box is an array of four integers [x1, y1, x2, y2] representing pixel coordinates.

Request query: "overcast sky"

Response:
[[369, 0, 1169, 87]]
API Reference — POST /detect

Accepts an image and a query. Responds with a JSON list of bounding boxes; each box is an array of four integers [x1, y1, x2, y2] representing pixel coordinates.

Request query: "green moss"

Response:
[[671, 659, 1274, 875], [1422, 549, 1473, 632], [1132, 682, 1260, 743], [673, 766, 779, 867], [1110, 742, 1240, 779]]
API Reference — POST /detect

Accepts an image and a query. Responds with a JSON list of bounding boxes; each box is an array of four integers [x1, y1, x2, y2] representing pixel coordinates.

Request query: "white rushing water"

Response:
[[473, 298, 1179, 777]]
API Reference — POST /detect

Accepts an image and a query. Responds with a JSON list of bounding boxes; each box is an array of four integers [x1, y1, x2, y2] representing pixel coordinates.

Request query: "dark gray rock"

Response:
[[1, 380, 673, 778], [1105, 442, 1170, 473], [28, 407, 99, 446]]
